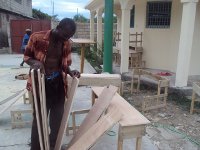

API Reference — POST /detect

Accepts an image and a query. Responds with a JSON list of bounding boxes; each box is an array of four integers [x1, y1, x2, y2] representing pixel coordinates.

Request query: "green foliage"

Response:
[[73, 14, 89, 23], [32, 8, 60, 21]]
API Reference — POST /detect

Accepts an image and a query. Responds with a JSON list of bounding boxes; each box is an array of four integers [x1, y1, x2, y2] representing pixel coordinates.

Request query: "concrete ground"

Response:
[[0, 54, 158, 150]]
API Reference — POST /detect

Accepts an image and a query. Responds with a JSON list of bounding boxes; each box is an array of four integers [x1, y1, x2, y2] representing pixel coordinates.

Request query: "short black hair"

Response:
[[57, 18, 76, 35]]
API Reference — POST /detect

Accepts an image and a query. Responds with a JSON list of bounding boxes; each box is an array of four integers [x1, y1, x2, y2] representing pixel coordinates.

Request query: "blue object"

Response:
[[45, 72, 60, 81], [21, 34, 30, 53]]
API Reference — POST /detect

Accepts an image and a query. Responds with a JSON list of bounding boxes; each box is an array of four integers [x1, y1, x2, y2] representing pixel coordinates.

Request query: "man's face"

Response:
[[58, 27, 73, 42]]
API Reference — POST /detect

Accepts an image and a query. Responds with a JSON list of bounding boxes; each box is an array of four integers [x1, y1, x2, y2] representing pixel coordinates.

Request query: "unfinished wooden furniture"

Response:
[[113, 32, 144, 69], [66, 73, 122, 134], [91, 87, 150, 150], [137, 69, 169, 112], [68, 85, 118, 148], [71, 38, 95, 73], [54, 77, 79, 150], [190, 82, 200, 114], [10, 109, 32, 128]]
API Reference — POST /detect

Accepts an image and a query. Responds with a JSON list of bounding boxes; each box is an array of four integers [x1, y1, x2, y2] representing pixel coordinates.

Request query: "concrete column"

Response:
[[175, 0, 199, 87], [119, 0, 134, 73], [90, 11, 95, 41], [120, 8, 131, 73], [96, 8, 103, 49], [115, 10, 122, 48]]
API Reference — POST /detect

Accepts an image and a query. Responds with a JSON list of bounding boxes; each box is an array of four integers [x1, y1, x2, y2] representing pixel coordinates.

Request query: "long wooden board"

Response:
[[68, 106, 122, 150], [67, 85, 118, 147], [0, 89, 27, 115], [54, 77, 79, 150], [31, 69, 44, 150]]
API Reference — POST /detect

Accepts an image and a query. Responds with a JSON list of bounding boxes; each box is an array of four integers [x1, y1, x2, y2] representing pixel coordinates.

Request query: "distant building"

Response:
[[0, 0, 32, 53]]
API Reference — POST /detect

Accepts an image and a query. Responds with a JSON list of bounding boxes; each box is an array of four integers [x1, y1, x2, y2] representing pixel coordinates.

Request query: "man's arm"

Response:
[[23, 35, 44, 72]]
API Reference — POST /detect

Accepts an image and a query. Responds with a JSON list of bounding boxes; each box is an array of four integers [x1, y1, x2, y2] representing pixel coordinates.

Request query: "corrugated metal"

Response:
[[11, 19, 51, 53]]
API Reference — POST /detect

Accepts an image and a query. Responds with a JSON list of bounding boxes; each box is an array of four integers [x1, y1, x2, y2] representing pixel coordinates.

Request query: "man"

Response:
[[23, 18, 80, 150], [20, 29, 31, 66]]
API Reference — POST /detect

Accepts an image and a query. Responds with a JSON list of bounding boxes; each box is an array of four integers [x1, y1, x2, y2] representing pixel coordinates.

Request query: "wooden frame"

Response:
[[190, 82, 200, 114], [122, 69, 169, 112]]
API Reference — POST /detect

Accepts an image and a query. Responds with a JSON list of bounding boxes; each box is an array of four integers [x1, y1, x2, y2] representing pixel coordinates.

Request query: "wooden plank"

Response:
[[67, 85, 118, 147], [91, 87, 150, 127], [54, 77, 79, 150], [68, 107, 122, 150], [0, 89, 27, 115], [41, 73, 50, 150], [159, 80, 169, 88], [31, 69, 44, 150], [37, 70, 49, 150], [68, 73, 121, 87]]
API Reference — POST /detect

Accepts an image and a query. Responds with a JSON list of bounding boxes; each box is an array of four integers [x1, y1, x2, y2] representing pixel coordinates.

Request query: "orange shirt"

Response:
[[24, 30, 72, 96]]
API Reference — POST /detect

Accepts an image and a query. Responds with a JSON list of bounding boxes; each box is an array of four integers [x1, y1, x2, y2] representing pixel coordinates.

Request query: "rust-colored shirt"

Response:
[[24, 30, 72, 96]]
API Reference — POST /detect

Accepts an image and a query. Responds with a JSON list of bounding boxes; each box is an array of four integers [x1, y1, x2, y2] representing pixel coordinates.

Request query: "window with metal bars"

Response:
[[146, 1, 172, 28], [130, 5, 135, 28]]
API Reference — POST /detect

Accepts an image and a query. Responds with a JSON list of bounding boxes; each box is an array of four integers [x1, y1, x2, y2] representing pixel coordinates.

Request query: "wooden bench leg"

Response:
[[136, 137, 142, 150], [118, 126, 123, 150], [190, 91, 196, 114]]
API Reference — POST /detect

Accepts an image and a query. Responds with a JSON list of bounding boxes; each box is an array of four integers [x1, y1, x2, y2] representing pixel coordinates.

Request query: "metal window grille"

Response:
[[130, 5, 135, 28], [146, 1, 172, 28]]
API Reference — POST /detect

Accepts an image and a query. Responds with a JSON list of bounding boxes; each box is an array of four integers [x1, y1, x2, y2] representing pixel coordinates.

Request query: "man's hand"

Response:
[[29, 60, 44, 73], [69, 70, 80, 78]]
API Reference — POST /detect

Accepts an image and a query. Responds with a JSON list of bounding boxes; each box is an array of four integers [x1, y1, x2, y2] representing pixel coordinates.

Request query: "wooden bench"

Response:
[[190, 82, 200, 114], [91, 87, 150, 150], [122, 69, 170, 112]]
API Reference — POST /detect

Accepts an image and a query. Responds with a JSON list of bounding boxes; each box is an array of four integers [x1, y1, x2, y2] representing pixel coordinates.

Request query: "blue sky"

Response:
[[32, 0, 91, 20]]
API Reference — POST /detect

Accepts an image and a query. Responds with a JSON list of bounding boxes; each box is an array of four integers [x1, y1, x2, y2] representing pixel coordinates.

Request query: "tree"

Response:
[[32, 8, 52, 20], [73, 14, 89, 23]]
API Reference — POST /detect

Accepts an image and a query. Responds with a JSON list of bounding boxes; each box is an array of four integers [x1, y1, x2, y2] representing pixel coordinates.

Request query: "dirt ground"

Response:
[[122, 83, 200, 150]]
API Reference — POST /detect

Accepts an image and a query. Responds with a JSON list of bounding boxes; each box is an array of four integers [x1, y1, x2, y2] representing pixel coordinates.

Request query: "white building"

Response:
[[85, 0, 200, 87]]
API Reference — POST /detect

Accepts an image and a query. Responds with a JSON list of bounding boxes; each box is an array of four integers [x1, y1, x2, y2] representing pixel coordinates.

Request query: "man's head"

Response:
[[56, 18, 76, 41], [26, 29, 32, 36]]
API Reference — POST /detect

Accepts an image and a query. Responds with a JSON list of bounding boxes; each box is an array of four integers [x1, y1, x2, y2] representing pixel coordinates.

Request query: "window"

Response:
[[130, 5, 135, 28], [15, 0, 22, 4], [146, 1, 172, 28]]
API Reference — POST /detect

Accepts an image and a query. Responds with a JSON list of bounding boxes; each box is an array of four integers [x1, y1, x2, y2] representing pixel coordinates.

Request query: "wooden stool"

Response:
[[11, 109, 32, 128]]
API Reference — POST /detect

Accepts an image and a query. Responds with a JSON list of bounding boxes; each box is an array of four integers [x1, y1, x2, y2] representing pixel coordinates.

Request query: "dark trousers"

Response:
[[31, 75, 65, 150]]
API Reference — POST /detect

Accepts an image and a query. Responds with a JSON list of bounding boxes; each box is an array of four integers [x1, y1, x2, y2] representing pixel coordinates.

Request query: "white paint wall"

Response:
[[130, 0, 200, 75], [189, 2, 200, 75], [142, 0, 182, 72]]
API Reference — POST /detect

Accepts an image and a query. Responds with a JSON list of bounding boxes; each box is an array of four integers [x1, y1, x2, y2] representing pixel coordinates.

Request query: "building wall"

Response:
[[0, 0, 32, 17], [0, 12, 23, 52], [130, 0, 200, 75], [189, 2, 200, 75]]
